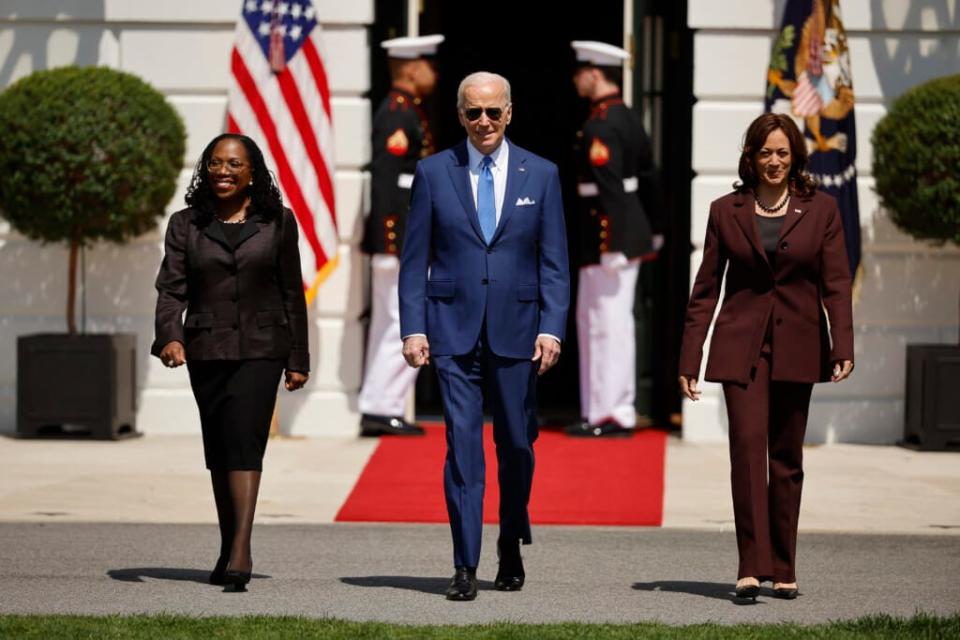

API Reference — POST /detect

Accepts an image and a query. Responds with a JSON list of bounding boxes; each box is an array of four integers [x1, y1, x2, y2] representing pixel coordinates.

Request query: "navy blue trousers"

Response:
[[432, 330, 539, 569]]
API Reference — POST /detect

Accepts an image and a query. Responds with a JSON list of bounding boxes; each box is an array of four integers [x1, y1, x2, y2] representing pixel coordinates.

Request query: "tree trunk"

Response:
[[67, 238, 78, 335]]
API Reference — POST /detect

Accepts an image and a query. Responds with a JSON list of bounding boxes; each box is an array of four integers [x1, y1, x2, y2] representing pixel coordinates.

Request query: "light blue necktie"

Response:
[[477, 155, 496, 243]]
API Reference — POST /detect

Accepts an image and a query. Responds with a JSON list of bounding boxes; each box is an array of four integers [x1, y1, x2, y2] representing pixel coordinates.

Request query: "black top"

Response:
[[756, 213, 785, 262], [219, 219, 250, 249], [152, 208, 310, 373]]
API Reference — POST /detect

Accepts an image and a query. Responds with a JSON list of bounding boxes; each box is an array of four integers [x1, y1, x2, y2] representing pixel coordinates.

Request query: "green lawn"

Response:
[[0, 614, 957, 639]]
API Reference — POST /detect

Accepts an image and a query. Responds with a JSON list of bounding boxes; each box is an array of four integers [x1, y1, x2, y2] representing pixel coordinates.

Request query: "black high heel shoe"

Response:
[[773, 584, 799, 599], [223, 569, 252, 592], [209, 556, 229, 586], [735, 580, 760, 601]]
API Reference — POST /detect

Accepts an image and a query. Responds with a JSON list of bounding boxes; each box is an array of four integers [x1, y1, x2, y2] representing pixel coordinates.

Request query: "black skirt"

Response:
[[187, 359, 285, 471]]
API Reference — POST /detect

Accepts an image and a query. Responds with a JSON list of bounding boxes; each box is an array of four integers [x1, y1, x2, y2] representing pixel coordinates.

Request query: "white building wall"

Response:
[[685, 0, 960, 443], [0, 0, 373, 436]]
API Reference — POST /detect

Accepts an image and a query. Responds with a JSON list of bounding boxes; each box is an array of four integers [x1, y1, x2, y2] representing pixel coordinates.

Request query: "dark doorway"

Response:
[[370, 1, 693, 425]]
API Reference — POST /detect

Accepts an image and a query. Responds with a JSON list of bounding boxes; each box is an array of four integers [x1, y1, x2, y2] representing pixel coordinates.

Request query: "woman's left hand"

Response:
[[831, 360, 854, 383], [285, 370, 309, 391]]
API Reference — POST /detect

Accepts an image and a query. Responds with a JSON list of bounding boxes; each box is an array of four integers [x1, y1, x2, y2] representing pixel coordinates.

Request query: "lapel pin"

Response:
[[518, 167, 526, 172], [794, 209, 801, 213]]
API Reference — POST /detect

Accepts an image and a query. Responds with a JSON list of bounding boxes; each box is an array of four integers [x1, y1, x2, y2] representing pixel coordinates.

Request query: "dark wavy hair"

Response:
[[185, 133, 283, 223], [734, 113, 817, 197]]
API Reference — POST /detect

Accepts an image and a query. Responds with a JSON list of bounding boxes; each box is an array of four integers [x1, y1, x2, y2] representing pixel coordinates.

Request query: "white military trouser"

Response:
[[576, 258, 640, 428], [357, 254, 419, 416]]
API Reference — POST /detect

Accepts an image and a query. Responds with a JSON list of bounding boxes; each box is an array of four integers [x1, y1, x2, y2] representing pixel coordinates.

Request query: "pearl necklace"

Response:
[[756, 191, 789, 214], [217, 216, 246, 224]]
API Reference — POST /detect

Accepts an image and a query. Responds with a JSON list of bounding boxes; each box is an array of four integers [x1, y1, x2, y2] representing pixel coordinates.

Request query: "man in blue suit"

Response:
[[399, 71, 570, 601]]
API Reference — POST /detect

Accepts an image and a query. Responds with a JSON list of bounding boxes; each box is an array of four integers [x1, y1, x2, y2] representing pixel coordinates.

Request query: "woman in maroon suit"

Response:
[[152, 134, 310, 591], [678, 113, 854, 600]]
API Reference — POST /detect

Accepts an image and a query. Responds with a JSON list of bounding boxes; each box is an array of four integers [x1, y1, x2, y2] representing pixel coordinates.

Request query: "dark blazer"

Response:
[[151, 207, 310, 373], [678, 189, 853, 384], [361, 88, 434, 256], [575, 95, 666, 264], [398, 140, 570, 358]]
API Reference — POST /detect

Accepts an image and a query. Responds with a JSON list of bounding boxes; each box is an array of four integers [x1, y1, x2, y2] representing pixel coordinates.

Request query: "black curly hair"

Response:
[[185, 133, 284, 223]]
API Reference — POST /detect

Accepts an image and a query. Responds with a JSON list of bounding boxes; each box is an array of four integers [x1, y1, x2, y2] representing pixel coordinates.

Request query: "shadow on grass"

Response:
[[632, 581, 762, 605], [340, 576, 496, 595], [107, 568, 270, 585]]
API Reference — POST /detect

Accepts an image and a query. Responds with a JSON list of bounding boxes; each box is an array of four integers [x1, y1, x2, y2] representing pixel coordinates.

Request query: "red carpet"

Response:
[[335, 424, 667, 526]]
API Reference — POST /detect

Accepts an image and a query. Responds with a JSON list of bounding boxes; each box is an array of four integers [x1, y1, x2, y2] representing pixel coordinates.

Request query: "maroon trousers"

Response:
[[722, 346, 813, 583]]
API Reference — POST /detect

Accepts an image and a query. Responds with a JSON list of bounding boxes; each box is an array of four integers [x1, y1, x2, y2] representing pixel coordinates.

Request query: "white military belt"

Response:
[[577, 177, 638, 197], [397, 173, 414, 189]]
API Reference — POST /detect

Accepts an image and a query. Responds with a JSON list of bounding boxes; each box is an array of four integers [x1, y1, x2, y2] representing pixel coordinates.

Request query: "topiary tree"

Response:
[[873, 74, 960, 342], [0, 65, 186, 333], [872, 74, 960, 245]]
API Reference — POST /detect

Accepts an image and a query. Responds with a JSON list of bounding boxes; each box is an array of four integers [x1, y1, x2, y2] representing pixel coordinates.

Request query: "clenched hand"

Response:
[[159, 341, 186, 368], [403, 335, 431, 368]]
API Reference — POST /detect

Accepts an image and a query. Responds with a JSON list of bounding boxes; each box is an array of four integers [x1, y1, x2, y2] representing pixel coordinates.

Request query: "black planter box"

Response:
[[901, 344, 960, 451], [17, 333, 140, 440]]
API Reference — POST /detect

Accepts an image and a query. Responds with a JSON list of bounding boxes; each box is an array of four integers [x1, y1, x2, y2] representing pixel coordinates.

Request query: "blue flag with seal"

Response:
[[765, 0, 862, 287]]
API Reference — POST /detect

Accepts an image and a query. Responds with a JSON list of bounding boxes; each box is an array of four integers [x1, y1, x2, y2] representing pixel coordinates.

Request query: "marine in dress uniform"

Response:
[[358, 34, 443, 436], [566, 41, 667, 438]]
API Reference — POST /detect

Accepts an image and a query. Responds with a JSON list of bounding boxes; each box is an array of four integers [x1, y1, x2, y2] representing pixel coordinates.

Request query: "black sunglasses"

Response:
[[463, 106, 506, 122]]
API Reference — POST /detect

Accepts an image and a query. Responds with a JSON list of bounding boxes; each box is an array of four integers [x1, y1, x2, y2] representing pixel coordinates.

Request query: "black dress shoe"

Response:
[[494, 538, 525, 591], [445, 566, 478, 601], [360, 414, 425, 437], [564, 420, 634, 438], [209, 556, 229, 585]]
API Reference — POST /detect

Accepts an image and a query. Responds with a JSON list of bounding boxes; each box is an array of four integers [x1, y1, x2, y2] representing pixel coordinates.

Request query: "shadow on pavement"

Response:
[[107, 568, 269, 584], [632, 580, 763, 605], [341, 575, 496, 594]]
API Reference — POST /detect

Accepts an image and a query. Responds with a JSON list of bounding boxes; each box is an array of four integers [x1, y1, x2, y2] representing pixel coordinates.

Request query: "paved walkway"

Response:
[[0, 432, 958, 624], [0, 522, 957, 624]]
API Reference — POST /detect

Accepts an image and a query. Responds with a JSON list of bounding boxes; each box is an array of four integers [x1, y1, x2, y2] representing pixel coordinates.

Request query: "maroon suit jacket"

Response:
[[151, 207, 310, 373], [679, 189, 853, 384]]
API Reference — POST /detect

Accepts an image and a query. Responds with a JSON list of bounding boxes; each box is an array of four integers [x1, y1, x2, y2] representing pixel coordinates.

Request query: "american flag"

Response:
[[765, 0, 861, 285], [227, 0, 337, 302]]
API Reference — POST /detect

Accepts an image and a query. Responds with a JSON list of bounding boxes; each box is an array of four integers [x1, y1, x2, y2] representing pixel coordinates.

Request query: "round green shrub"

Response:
[[0, 66, 185, 332], [0, 65, 185, 244], [872, 74, 960, 245]]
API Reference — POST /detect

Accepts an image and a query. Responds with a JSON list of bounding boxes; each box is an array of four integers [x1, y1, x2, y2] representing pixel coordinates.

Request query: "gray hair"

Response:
[[456, 71, 512, 109]]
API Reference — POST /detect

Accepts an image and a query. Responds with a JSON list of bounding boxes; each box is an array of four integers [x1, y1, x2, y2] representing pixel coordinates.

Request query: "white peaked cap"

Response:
[[381, 34, 445, 59], [571, 40, 631, 66]]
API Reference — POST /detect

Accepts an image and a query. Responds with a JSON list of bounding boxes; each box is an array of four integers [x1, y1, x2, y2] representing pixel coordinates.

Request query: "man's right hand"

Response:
[[159, 341, 186, 368], [402, 336, 431, 368]]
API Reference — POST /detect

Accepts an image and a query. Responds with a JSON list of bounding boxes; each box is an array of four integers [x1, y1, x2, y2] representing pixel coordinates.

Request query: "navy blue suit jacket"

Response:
[[398, 140, 570, 359]]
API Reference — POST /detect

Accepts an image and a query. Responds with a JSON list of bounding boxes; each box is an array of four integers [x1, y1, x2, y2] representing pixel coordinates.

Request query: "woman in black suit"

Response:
[[152, 133, 310, 591]]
